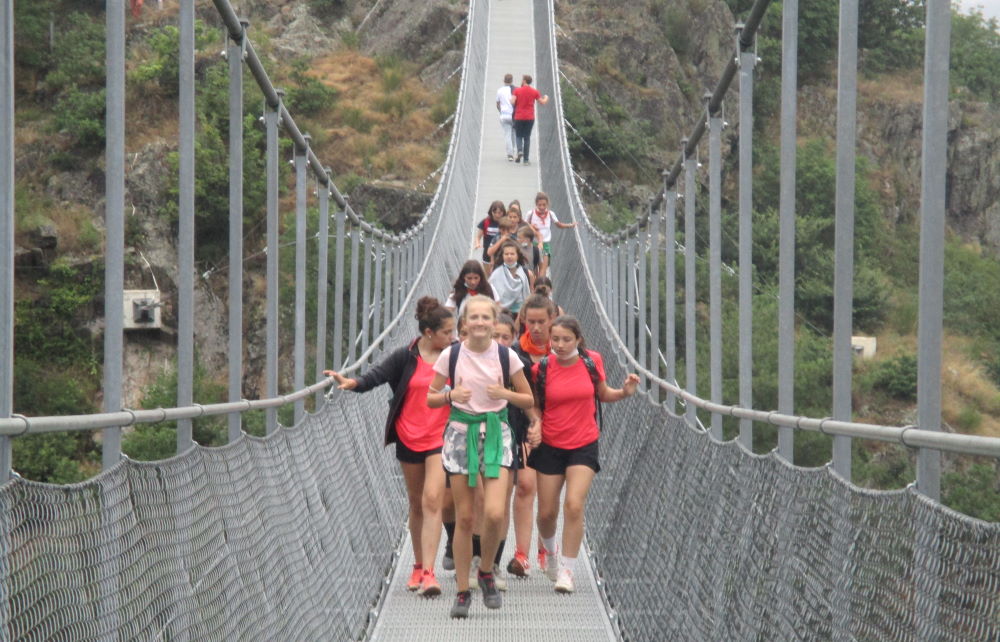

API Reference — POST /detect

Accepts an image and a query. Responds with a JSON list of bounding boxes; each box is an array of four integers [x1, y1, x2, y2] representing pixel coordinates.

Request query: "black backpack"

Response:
[[448, 341, 511, 391], [535, 350, 603, 430]]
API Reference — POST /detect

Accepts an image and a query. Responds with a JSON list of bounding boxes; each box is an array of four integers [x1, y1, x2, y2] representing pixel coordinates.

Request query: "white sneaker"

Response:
[[554, 567, 574, 593], [492, 564, 507, 591], [468, 556, 481, 590], [541, 547, 559, 582]]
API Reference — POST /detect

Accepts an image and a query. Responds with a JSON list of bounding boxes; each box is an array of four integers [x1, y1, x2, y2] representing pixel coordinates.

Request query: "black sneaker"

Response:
[[442, 539, 454, 571], [515, 152, 522, 163], [450, 590, 472, 618], [478, 571, 502, 609]]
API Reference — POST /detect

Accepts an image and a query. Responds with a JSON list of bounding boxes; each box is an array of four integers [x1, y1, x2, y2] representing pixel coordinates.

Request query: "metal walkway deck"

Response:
[[369, 0, 616, 637]]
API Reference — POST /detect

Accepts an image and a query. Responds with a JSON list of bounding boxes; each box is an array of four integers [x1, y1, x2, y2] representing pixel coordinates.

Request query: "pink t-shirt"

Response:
[[434, 341, 524, 414], [532, 350, 606, 449]]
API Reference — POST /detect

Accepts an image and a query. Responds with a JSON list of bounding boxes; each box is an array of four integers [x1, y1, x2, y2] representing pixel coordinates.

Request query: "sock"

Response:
[[413, 563, 423, 571], [560, 554, 577, 574], [494, 539, 506, 566], [472, 534, 482, 558], [542, 536, 557, 554]]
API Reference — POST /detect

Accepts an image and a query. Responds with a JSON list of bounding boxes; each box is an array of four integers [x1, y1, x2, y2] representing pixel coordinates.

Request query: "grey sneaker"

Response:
[[450, 590, 472, 618], [478, 571, 502, 609]]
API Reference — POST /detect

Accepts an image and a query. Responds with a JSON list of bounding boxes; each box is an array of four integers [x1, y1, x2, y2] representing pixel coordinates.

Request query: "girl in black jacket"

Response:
[[324, 296, 454, 597]]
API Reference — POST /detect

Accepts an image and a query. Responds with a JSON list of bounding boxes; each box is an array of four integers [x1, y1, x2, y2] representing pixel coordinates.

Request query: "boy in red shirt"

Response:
[[511, 74, 550, 165]]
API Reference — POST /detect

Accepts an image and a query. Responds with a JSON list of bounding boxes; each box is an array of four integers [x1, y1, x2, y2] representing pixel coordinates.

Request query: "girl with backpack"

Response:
[[488, 239, 534, 315], [529, 315, 639, 594], [427, 295, 537, 618], [323, 297, 455, 598], [445, 260, 496, 317]]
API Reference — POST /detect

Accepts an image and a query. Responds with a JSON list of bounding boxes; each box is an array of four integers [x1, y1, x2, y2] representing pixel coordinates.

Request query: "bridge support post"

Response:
[[625, 237, 635, 356], [638, 210, 648, 379], [315, 171, 331, 410], [265, 92, 282, 433], [347, 220, 361, 364], [227, 19, 247, 443], [708, 94, 724, 442], [103, 0, 126, 469], [650, 190, 661, 390], [293, 137, 309, 424], [665, 187, 677, 414], [360, 230, 373, 357], [1, 0, 14, 479], [176, 0, 196, 453], [738, 25, 756, 449], [683, 146, 697, 427], [916, 0, 951, 502], [332, 202, 346, 370], [832, 0, 860, 481], [778, 0, 799, 463], [372, 240, 384, 343]]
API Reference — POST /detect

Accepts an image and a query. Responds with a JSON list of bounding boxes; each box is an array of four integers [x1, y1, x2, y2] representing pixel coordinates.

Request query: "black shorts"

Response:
[[395, 440, 442, 464], [527, 440, 600, 475]]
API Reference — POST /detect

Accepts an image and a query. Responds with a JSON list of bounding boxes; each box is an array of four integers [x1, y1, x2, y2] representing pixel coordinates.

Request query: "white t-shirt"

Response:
[[496, 85, 514, 118], [527, 209, 560, 242], [434, 341, 524, 415]]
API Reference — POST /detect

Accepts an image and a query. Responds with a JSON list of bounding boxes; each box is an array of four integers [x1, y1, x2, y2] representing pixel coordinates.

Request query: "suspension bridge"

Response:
[[1, 0, 999, 640]]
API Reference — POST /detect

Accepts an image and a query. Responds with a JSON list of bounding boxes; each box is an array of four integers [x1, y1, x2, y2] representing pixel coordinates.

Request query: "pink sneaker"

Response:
[[406, 564, 423, 591]]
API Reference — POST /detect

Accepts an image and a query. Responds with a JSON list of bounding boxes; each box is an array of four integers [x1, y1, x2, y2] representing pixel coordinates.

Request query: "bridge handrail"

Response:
[[573, 0, 773, 246]]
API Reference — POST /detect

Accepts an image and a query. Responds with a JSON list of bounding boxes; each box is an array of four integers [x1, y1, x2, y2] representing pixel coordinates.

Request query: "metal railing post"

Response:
[[665, 187, 677, 413], [383, 242, 393, 330], [832, 0, 859, 480], [625, 237, 635, 354], [617, 238, 627, 334], [372, 240, 384, 341], [709, 95, 724, 441], [1, 0, 14, 480], [227, 19, 247, 442], [684, 146, 697, 426], [360, 231, 373, 355], [738, 25, 756, 449], [332, 203, 346, 369], [293, 136, 309, 424], [348, 222, 361, 364], [315, 171, 331, 409], [264, 91, 283, 434], [638, 218, 648, 378], [916, 0, 951, 501], [103, 0, 126, 469], [650, 195, 661, 385], [177, 0, 196, 453], [778, 0, 799, 462]]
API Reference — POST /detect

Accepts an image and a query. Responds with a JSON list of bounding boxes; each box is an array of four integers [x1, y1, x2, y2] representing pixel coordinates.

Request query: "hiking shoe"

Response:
[[507, 550, 530, 577], [468, 556, 481, 590], [442, 538, 454, 571], [554, 567, 575, 593], [522, 160, 530, 166], [417, 570, 441, 597], [507, 154, 514, 161], [450, 590, 472, 618], [406, 564, 423, 591], [478, 571, 502, 609], [515, 152, 522, 163], [539, 547, 559, 582], [492, 564, 507, 591]]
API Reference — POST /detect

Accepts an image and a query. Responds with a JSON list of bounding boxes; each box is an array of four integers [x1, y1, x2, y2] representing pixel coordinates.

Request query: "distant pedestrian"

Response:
[[526, 191, 575, 279], [511, 74, 549, 165], [496, 74, 517, 161]]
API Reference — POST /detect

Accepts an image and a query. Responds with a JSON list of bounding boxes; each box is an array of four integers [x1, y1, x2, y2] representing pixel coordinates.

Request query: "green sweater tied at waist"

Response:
[[448, 406, 509, 486]]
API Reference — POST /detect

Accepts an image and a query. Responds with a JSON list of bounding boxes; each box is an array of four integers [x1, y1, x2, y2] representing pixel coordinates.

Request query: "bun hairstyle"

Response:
[[415, 296, 453, 334], [551, 314, 587, 353], [534, 276, 553, 296]]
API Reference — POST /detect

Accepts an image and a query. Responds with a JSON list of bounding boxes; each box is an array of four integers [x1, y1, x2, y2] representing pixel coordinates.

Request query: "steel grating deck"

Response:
[[369, 0, 617, 638]]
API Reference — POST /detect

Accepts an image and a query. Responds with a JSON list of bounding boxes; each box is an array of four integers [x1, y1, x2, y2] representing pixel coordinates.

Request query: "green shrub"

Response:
[[870, 353, 918, 401], [51, 85, 106, 152], [943, 464, 1000, 522]]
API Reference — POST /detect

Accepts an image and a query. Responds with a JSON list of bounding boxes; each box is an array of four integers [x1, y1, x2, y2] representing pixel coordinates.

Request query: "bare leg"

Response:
[[513, 465, 537, 555], [535, 470, 565, 543], [450, 474, 475, 592], [400, 461, 427, 565], [478, 470, 510, 574], [560, 465, 596, 557], [419, 454, 446, 571]]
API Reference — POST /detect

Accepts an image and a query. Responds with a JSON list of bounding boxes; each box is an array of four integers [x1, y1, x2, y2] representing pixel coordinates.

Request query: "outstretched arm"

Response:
[[597, 373, 640, 403], [555, 220, 577, 229], [322, 370, 358, 390]]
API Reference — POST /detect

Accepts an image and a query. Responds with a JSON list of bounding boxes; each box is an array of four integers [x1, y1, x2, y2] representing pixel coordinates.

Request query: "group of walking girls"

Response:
[[324, 199, 637, 620], [496, 73, 549, 165]]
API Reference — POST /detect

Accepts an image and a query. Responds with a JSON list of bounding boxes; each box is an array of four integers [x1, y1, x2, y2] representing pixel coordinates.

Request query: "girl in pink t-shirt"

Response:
[[427, 295, 536, 618], [528, 315, 639, 595]]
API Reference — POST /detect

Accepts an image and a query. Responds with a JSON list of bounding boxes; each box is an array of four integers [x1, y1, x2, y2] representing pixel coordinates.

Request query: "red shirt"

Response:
[[533, 350, 606, 449], [512, 85, 542, 121], [395, 356, 450, 451]]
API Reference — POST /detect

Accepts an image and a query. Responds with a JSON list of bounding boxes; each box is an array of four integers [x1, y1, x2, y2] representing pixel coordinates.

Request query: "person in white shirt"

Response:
[[496, 74, 517, 161], [526, 191, 576, 279]]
